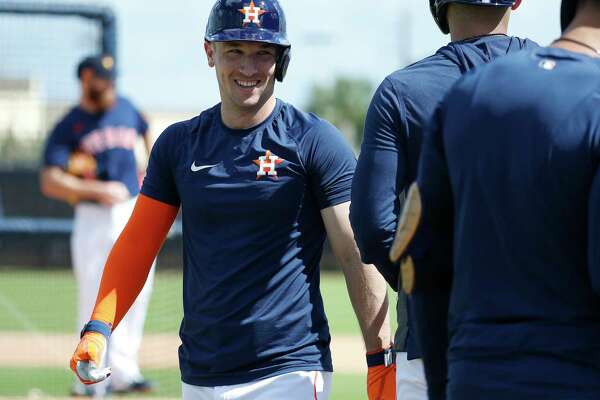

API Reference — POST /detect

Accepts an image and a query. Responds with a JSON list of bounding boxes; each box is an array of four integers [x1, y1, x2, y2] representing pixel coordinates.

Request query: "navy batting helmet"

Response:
[[430, 0, 518, 34], [561, 0, 579, 31], [205, 0, 291, 82]]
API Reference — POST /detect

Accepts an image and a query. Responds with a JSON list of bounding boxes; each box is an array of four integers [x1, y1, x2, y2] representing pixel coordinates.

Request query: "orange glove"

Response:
[[70, 322, 111, 385], [367, 348, 396, 400], [67, 151, 97, 179]]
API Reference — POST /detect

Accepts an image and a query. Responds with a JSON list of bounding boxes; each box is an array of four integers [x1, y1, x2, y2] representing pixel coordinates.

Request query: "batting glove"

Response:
[[70, 320, 112, 385], [366, 347, 396, 400]]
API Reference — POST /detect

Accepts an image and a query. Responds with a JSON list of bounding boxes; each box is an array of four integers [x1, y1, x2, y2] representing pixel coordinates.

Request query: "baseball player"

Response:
[[391, 0, 600, 398], [40, 55, 156, 396], [349, 1, 537, 398], [68, 1, 394, 399]]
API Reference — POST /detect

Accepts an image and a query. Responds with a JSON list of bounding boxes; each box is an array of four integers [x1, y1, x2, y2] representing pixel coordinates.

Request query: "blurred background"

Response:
[[0, 0, 561, 398]]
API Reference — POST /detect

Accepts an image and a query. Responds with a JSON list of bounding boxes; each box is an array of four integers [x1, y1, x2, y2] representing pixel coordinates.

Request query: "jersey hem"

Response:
[[180, 363, 333, 387]]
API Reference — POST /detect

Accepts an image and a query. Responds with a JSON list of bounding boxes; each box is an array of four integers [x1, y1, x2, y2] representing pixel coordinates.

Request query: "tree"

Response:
[[305, 77, 374, 148]]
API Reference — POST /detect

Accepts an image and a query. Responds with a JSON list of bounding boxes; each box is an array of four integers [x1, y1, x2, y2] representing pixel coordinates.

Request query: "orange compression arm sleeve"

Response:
[[90, 194, 179, 330]]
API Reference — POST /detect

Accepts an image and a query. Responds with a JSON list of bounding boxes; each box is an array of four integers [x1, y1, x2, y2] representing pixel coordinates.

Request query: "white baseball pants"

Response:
[[396, 352, 427, 400], [182, 371, 332, 400]]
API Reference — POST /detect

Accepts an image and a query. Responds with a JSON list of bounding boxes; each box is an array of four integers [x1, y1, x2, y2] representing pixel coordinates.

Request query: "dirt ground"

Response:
[[0, 332, 366, 374]]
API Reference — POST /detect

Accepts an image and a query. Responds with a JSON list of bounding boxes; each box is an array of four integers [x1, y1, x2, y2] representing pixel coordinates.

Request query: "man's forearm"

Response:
[[350, 147, 405, 289], [322, 203, 393, 351], [339, 256, 392, 352], [40, 167, 103, 204], [91, 195, 177, 328]]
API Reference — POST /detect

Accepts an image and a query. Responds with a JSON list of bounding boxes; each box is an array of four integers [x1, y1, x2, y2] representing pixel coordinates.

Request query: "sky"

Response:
[[1, 0, 563, 113]]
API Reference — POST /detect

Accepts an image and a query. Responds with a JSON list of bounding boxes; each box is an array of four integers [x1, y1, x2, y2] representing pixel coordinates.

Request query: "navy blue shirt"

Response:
[[141, 99, 356, 386], [43, 97, 148, 197], [415, 47, 600, 399], [349, 35, 536, 359]]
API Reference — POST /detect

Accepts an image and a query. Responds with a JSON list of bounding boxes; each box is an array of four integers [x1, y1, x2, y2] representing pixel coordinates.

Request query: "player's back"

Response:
[[441, 47, 600, 396], [387, 35, 535, 184]]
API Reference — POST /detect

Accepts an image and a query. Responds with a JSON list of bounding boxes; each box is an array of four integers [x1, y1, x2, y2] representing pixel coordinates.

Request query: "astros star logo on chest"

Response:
[[239, 0, 266, 26], [253, 150, 284, 180]]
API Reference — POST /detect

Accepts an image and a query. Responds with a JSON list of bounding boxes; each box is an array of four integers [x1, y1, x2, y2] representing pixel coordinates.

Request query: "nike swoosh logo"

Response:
[[191, 162, 218, 172]]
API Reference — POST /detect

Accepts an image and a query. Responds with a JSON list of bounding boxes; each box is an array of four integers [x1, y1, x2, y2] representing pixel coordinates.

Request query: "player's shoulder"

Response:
[[455, 46, 600, 95], [276, 101, 355, 167], [504, 46, 599, 74], [116, 95, 133, 107], [51, 105, 87, 135], [276, 100, 343, 142], [368, 53, 460, 124], [385, 53, 457, 90], [418, 34, 536, 80], [443, 34, 537, 52], [443, 47, 600, 129], [113, 95, 141, 112], [376, 43, 479, 103]]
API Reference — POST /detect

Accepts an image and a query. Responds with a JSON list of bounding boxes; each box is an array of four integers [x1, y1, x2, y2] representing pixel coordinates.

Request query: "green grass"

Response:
[[0, 269, 396, 335], [0, 367, 366, 399], [0, 268, 395, 398], [0, 367, 181, 397], [0, 270, 77, 333], [0, 367, 72, 397]]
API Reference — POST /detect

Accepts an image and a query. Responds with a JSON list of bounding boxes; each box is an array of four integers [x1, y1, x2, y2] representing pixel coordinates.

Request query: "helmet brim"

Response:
[[205, 29, 290, 47]]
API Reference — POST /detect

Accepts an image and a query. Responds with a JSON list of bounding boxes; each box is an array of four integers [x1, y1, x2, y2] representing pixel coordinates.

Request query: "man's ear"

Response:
[[511, 0, 522, 11], [204, 40, 215, 68]]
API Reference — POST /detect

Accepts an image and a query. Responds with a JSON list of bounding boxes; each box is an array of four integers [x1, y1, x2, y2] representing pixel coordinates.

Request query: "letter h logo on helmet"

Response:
[[239, 0, 266, 26]]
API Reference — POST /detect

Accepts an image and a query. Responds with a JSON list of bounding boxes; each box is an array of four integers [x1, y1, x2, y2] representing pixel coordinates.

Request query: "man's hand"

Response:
[[70, 332, 111, 385], [367, 348, 396, 400], [95, 181, 131, 206]]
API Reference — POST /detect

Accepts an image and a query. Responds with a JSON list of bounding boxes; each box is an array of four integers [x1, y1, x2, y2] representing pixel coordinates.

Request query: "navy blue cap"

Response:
[[76, 55, 116, 80]]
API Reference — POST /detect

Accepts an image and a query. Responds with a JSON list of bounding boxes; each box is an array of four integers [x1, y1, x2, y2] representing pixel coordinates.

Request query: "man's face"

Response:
[[81, 69, 116, 111], [205, 41, 278, 113]]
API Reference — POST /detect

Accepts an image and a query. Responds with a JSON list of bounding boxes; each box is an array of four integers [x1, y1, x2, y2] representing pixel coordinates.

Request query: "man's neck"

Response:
[[553, 9, 600, 57], [448, 6, 510, 42], [79, 97, 100, 114], [220, 96, 277, 130]]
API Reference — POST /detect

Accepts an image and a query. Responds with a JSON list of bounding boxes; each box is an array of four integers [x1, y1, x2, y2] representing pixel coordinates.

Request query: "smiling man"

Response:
[[68, 1, 394, 399]]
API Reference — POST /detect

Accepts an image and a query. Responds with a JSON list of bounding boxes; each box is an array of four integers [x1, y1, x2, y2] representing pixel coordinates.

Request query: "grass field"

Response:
[[0, 269, 397, 398], [0, 368, 367, 399]]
